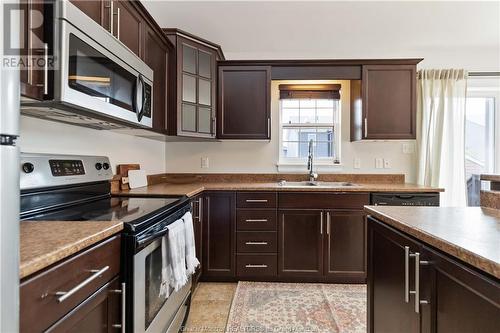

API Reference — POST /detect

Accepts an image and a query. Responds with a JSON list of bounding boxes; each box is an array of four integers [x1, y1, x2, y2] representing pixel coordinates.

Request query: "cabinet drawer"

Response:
[[237, 231, 277, 253], [237, 209, 277, 231], [278, 192, 369, 209], [237, 192, 277, 208], [20, 235, 121, 333], [237, 254, 277, 277]]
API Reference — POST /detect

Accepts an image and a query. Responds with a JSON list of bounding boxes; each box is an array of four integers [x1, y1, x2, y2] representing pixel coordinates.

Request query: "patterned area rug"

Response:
[[226, 282, 366, 333]]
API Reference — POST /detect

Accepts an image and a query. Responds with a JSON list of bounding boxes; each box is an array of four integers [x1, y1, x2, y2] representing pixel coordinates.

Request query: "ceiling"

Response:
[[142, 1, 500, 71]]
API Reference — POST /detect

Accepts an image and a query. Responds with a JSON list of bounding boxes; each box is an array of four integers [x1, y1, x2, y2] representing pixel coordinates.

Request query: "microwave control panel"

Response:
[[49, 159, 85, 176]]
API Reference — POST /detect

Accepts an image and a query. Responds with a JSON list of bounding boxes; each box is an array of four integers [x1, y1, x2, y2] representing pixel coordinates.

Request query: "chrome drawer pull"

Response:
[[246, 199, 268, 203], [110, 282, 126, 332], [245, 241, 268, 245], [245, 219, 268, 222], [245, 264, 268, 268], [55, 266, 109, 303]]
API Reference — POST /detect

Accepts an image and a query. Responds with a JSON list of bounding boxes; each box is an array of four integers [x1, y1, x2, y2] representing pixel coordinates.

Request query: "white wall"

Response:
[[143, 1, 500, 71], [164, 80, 418, 181], [18, 117, 167, 174], [18, 1, 497, 180], [143, 0, 498, 179]]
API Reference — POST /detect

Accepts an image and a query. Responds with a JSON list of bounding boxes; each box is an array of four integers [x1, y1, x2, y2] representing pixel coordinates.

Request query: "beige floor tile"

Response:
[[192, 282, 237, 302], [183, 299, 232, 333]]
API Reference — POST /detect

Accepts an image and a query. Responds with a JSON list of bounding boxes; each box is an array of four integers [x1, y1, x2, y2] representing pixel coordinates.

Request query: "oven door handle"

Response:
[[136, 227, 168, 248]]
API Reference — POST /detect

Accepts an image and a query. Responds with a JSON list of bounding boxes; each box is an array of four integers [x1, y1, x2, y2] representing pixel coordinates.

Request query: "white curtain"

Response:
[[417, 69, 468, 207]]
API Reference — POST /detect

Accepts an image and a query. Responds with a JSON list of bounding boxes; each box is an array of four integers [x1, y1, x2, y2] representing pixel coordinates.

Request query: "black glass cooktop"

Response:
[[23, 196, 188, 232]]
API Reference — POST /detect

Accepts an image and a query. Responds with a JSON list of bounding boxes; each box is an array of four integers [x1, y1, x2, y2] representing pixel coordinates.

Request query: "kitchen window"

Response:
[[278, 84, 341, 166]]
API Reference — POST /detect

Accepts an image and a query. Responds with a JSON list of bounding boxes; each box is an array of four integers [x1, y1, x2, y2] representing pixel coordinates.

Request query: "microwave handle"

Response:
[[134, 75, 145, 122]]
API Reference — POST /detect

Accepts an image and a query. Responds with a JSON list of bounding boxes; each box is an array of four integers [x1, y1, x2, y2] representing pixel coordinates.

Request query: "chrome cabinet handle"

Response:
[[109, 1, 114, 35], [110, 282, 126, 332], [116, 7, 121, 39], [245, 241, 268, 245], [404, 246, 410, 303], [55, 266, 109, 303], [320, 212, 324, 234], [246, 199, 268, 203], [267, 117, 271, 139], [410, 252, 430, 313], [326, 212, 331, 235], [198, 198, 202, 222], [245, 264, 268, 268], [364, 118, 368, 138], [245, 219, 268, 222]]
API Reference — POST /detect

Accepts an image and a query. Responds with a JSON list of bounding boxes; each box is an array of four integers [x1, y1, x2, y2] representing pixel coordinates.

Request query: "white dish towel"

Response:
[[159, 234, 171, 297], [160, 219, 188, 294], [182, 211, 200, 275]]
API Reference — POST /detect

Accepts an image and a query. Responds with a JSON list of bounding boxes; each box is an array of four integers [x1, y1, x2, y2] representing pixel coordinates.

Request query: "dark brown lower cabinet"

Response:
[[324, 210, 366, 282], [191, 194, 203, 290], [422, 246, 500, 333], [45, 277, 121, 332], [368, 217, 421, 333], [278, 210, 324, 279], [368, 217, 500, 333], [202, 192, 236, 280], [20, 235, 122, 333]]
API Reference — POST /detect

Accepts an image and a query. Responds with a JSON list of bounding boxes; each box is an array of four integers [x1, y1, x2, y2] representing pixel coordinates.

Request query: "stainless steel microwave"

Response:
[[21, 0, 153, 129]]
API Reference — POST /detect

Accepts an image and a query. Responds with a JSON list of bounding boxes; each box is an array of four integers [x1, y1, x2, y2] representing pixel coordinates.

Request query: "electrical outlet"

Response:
[[375, 158, 383, 169], [354, 158, 361, 169], [201, 157, 209, 169], [402, 143, 415, 154], [384, 159, 391, 169]]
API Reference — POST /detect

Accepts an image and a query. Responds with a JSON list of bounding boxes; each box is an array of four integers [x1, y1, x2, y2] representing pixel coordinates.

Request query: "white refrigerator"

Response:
[[0, 0, 20, 331]]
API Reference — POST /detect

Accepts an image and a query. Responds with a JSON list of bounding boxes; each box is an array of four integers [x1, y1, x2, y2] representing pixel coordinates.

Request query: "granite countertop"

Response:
[[20, 220, 123, 279], [115, 181, 443, 198], [365, 206, 500, 279], [480, 174, 500, 182]]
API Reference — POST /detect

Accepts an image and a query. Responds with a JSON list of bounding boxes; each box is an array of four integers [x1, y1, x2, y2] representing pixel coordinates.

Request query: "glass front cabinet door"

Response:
[[167, 30, 219, 138]]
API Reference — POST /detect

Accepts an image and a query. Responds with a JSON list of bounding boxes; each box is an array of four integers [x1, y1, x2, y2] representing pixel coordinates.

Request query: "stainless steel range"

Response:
[[20, 153, 192, 333]]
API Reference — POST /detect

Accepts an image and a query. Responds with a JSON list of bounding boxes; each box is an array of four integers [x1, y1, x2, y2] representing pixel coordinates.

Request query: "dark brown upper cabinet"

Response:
[[112, 0, 143, 58], [69, 1, 144, 57], [164, 29, 224, 139], [351, 63, 418, 141], [69, 0, 109, 29], [217, 65, 271, 140], [143, 23, 171, 132], [20, 0, 49, 100]]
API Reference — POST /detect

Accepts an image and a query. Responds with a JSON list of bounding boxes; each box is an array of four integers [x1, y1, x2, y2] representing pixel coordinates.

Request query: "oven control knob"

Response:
[[102, 162, 110, 170], [22, 162, 34, 173], [95, 163, 102, 170]]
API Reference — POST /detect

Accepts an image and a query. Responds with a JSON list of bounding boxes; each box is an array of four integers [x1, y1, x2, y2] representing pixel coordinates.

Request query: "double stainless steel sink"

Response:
[[277, 180, 360, 188]]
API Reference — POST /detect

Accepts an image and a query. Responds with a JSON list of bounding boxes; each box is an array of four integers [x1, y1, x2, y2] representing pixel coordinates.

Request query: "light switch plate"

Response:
[[375, 158, 383, 169], [354, 158, 361, 169], [384, 159, 391, 169], [201, 157, 209, 169]]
